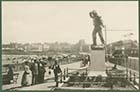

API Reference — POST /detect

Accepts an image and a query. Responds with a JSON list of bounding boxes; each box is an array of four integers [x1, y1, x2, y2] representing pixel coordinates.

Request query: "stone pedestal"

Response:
[[89, 49, 106, 71], [88, 49, 106, 77]]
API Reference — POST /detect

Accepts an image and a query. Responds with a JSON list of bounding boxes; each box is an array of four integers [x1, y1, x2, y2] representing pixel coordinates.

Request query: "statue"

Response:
[[89, 10, 105, 47]]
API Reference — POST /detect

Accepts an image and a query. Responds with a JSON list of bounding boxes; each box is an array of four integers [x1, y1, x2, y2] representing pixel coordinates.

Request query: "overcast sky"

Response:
[[2, 1, 138, 44]]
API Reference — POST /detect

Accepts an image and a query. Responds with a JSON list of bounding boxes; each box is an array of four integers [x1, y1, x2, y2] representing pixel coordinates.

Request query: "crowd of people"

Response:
[[21, 59, 47, 86], [5, 53, 90, 87], [20, 57, 62, 87]]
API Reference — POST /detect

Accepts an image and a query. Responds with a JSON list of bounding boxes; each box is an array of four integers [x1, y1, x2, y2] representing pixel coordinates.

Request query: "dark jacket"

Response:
[[7, 67, 13, 81], [53, 64, 61, 74], [30, 62, 38, 75]]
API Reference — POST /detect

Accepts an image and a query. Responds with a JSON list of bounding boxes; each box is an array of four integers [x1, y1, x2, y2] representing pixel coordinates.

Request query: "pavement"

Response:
[[2, 61, 139, 90], [2, 61, 82, 91], [106, 62, 139, 79]]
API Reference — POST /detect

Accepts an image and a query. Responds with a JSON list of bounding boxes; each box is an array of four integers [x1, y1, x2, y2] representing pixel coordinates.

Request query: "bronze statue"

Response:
[[89, 10, 104, 46]]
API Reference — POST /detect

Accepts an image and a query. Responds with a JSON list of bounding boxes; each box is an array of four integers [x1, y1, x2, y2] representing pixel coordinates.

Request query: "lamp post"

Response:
[[122, 47, 128, 80], [104, 25, 107, 62], [122, 47, 125, 66]]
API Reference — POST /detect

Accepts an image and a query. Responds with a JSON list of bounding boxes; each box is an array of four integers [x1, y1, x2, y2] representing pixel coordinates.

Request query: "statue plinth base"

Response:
[[88, 46, 106, 77], [90, 44, 105, 50], [88, 71, 107, 77]]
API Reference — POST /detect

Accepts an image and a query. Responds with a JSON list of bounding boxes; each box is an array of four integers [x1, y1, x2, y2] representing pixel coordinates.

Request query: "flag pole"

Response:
[[104, 25, 107, 62]]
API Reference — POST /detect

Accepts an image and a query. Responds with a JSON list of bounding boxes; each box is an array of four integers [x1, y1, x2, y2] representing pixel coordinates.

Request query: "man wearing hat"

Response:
[[52, 59, 62, 87], [30, 59, 39, 85], [89, 10, 105, 46]]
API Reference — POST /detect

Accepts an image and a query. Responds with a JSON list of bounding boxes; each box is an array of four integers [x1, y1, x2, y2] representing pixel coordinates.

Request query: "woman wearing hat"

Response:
[[21, 61, 32, 86]]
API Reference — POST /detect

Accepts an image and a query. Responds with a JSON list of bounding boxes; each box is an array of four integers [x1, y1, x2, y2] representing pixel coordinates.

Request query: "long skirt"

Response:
[[21, 71, 31, 86]]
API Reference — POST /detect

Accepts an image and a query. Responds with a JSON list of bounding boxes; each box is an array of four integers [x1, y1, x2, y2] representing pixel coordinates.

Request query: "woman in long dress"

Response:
[[7, 65, 14, 84], [21, 61, 32, 86]]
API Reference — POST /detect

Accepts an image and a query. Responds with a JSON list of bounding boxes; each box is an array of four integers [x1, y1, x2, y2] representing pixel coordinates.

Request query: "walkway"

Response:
[[2, 61, 82, 91]]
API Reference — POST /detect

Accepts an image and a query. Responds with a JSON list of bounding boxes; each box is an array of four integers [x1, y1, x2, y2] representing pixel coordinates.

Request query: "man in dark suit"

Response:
[[30, 59, 39, 85], [52, 59, 62, 87]]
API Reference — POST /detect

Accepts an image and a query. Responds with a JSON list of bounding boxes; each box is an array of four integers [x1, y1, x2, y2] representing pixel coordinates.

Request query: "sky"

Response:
[[2, 1, 139, 44]]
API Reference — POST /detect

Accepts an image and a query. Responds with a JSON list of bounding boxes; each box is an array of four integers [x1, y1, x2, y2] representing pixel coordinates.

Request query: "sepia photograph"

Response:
[[2, 1, 139, 91]]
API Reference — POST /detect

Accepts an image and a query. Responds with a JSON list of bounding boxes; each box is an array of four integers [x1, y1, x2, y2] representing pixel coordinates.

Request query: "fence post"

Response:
[[86, 68, 88, 75], [129, 70, 132, 81], [133, 72, 136, 85], [63, 69, 66, 80], [60, 72, 62, 83], [125, 55, 128, 80], [66, 67, 68, 77]]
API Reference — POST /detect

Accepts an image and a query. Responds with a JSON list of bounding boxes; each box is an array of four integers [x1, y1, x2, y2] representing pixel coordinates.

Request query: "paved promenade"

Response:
[[2, 61, 139, 90], [2, 61, 82, 91]]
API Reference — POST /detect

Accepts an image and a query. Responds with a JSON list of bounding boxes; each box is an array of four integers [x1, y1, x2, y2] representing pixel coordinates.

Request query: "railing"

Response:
[[108, 56, 139, 80], [59, 67, 88, 83], [59, 64, 139, 90]]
